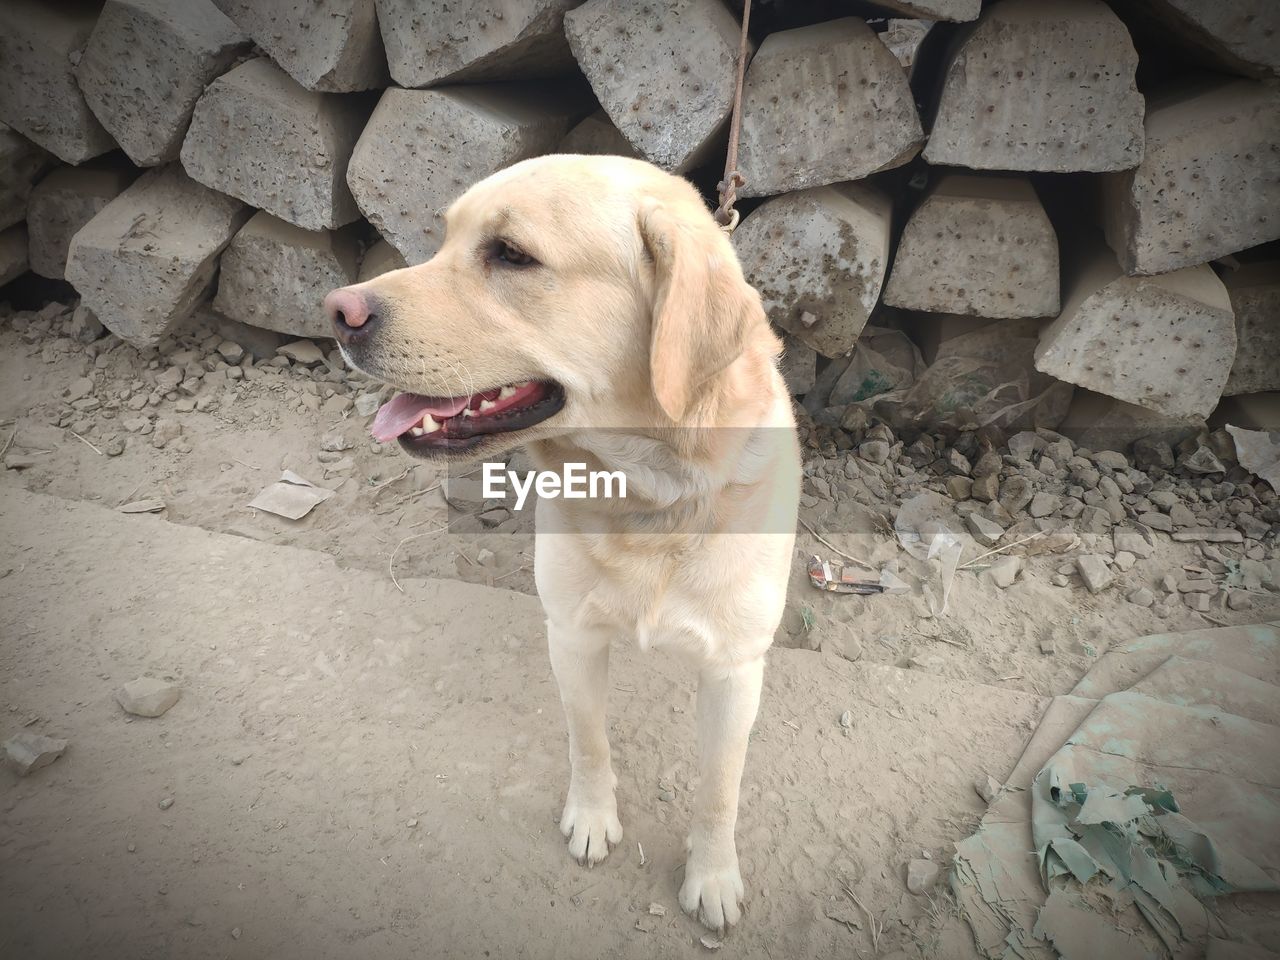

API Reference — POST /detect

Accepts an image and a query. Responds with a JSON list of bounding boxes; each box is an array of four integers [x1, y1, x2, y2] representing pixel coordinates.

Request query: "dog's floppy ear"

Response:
[[639, 201, 762, 421]]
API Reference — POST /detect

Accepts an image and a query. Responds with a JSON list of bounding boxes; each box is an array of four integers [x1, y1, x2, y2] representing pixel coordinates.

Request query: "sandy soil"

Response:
[[1, 303, 1277, 959]]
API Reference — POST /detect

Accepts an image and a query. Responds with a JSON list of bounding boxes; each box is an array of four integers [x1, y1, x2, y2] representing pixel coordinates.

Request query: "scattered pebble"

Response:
[[906, 857, 939, 894], [116, 677, 182, 718], [1075, 555, 1114, 594], [158, 797, 175, 810], [4, 732, 69, 776]]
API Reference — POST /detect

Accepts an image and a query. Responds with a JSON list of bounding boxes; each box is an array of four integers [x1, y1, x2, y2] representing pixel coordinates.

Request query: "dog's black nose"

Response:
[[325, 287, 378, 344]]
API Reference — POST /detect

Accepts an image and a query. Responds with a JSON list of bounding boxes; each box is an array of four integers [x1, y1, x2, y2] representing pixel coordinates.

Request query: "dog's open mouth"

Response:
[[371, 379, 565, 453]]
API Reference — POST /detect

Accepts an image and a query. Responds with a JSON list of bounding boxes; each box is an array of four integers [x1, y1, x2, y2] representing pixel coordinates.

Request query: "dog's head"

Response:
[[326, 154, 773, 461]]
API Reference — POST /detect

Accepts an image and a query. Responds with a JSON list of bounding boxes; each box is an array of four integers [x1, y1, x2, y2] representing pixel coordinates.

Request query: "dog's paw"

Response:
[[558, 796, 622, 866], [679, 856, 745, 932]]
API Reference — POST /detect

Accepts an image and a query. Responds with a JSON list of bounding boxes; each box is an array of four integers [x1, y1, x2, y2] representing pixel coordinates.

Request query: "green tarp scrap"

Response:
[[951, 623, 1280, 959]]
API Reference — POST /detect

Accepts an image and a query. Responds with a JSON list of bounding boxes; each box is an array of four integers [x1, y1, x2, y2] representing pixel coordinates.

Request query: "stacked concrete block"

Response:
[[733, 184, 892, 359], [1102, 77, 1280, 276], [357, 239, 408, 283], [925, 0, 1145, 173], [27, 166, 136, 280], [0, 1, 117, 164], [214, 212, 361, 339], [1222, 261, 1280, 397], [884, 175, 1059, 319], [0, 126, 52, 231], [212, 0, 387, 92], [736, 19, 923, 198], [181, 58, 371, 231], [0, 226, 29, 287], [871, 0, 980, 20], [347, 84, 584, 263], [377, 0, 578, 87], [1129, 0, 1279, 78], [65, 166, 251, 347], [564, 0, 743, 172], [559, 110, 641, 158], [74, 0, 248, 167], [1034, 247, 1236, 418]]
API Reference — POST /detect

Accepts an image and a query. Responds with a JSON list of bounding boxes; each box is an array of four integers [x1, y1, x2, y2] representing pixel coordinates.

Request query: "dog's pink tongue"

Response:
[[371, 392, 471, 442]]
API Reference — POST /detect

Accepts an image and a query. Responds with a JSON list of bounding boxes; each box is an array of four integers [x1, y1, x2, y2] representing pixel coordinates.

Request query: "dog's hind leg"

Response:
[[679, 656, 765, 932], [548, 620, 622, 866]]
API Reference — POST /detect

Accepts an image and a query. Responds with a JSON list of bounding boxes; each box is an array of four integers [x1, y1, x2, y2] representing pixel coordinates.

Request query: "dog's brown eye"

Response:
[[494, 240, 536, 267]]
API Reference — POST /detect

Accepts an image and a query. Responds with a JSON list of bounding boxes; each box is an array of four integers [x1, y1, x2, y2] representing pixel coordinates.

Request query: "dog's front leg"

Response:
[[548, 621, 622, 865], [680, 657, 764, 932]]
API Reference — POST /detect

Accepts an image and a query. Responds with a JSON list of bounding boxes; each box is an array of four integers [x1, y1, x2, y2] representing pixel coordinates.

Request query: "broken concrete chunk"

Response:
[[213, 211, 360, 339], [4, 731, 69, 776], [27, 165, 136, 280], [347, 84, 584, 263], [357, 238, 408, 283], [872, 0, 979, 20], [0, 1, 117, 164], [1076, 555, 1114, 593], [1035, 248, 1235, 419], [65, 166, 251, 348], [378, 0, 577, 87], [212, 0, 387, 92], [277, 340, 325, 366], [1113, 524, 1156, 559], [906, 858, 939, 894], [0, 126, 53, 231], [984, 556, 1023, 589], [926, 0, 1144, 172], [557, 110, 641, 159], [885, 175, 1059, 319], [1222, 261, 1280, 397], [966, 513, 1005, 547], [1103, 77, 1280, 276], [565, 0, 742, 172], [76, 0, 249, 167], [733, 183, 891, 359], [1125, 0, 1279, 79], [181, 58, 371, 231], [116, 677, 182, 717], [737, 18, 923, 197]]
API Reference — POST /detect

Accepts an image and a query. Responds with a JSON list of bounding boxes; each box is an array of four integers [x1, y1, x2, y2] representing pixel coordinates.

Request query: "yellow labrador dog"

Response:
[[325, 155, 799, 932]]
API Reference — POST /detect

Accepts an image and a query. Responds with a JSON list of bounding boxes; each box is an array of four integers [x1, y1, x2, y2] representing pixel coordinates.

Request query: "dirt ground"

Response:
[[1, 303, 1277, 959]]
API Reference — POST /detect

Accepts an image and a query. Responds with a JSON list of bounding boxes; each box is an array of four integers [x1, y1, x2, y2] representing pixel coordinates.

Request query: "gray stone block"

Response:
[[1102, 77, 1280, 276], [75, 0, 247, 167], [347, 83, 584, 263], [1223, 260, 1280, 397], [870, 0, 979, 21], [212, 0, 387, 92], [1126, 0, 1278, 78], [565, 0, 742, 172], [925, 0, 1144, 172], [1035, 246, 1236, 418], [357, 238, 407, 283], [736, 18, 922, 198], [884, 175, 1059, 319], [65, 166, 251, 347], [181, 57, 372, 231], [27, 165, 136, 279], [558, 110, 640, 158], [0, 224, 29, 287], [377, 0, 577, 87], [0, 1, 117, 164], [214, 211, 361, 339], [733, 183, 891, 359], [0, 125, 53, 231]]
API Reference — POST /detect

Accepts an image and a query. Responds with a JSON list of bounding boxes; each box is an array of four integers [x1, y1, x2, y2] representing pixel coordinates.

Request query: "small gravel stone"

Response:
[[906, 858, 939, 894], [1076, 555, 1113, 593], [1127, 587, 1155, 607], [859, 440, 890, 464]]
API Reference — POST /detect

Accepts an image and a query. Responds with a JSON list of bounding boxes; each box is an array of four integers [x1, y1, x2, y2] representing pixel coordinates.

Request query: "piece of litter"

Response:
[[648, 902, 666, 916], [1227, 424, 1279, 491], [118, 498, 165, 514], [248, 471, 334, 520], [808, 555, 888, 595]]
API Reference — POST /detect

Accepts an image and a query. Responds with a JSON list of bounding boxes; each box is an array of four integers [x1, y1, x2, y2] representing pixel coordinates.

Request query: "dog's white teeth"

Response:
[[462, 408, 475, 417], [409, 427, 425, 437], [420, 414, 439, 432], [479, 399, 496, 412], [498, 385, 516, 400]]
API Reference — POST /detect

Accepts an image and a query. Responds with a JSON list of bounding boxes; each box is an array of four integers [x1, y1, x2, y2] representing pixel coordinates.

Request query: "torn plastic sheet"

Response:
[[951, 623, 1280, 959], [248, 470, 334, 520], [1227, 425, 1280, 492], [894, 492, 968, 615]]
